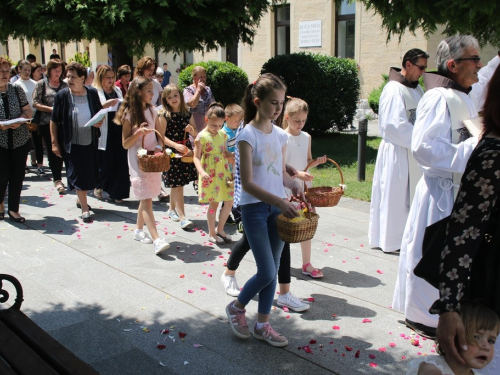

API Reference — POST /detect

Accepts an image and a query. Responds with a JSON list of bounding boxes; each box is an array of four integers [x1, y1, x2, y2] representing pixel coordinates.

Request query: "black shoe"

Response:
[[8, 211, 26, 223], [405, 319, 437, 340], [226, 215, 236, 225]]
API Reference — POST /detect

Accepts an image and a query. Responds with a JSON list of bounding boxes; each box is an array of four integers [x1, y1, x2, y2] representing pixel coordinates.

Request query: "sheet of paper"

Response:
[[109, 98, 123, 112], [84, 109, 108, 127], [0, 118, 31, 126]]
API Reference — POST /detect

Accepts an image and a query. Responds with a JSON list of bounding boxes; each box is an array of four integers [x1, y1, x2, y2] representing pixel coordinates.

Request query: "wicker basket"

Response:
[[179, 131, 194, 163], [276, 211, 319, 243], [138, 129, 171, 173], [304, 158, 344, 207]]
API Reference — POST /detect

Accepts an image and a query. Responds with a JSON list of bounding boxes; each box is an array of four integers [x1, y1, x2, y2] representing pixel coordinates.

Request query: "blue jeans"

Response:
[[237, 202, 284, 314]]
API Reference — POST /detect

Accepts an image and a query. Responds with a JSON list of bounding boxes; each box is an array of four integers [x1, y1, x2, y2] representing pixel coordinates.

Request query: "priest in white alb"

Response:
[[393, 35, 499, 338], [369, 49, 428, 253]]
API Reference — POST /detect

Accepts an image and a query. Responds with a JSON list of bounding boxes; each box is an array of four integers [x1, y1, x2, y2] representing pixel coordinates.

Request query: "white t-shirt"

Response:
[[151, 79, 163, 107], [14, 78, 37, 110], [236, 124, 288, 205]]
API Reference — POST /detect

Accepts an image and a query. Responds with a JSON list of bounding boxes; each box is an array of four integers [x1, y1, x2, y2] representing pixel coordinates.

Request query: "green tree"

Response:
[[343, 0, 500, 47], [0, 0, 280, 66]]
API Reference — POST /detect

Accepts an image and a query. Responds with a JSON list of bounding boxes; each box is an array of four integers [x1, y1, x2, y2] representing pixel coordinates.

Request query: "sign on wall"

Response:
[[299, 20, 322, 48]]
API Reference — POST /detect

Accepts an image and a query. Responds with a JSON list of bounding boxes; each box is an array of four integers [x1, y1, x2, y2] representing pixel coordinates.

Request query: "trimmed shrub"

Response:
[[178, 61, 249, 107], [261, 52, 360, 133], [368, 73, 425, 114]]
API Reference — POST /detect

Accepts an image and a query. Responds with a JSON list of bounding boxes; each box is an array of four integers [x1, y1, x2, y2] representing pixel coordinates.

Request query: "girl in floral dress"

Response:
[[193, 102, 234, 244], [158, 84, 198, 229]]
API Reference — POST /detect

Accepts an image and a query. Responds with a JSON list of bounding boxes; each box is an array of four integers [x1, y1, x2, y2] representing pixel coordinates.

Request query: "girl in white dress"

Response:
[[283, 97, 326, 279], [407, 302, 499, 375]]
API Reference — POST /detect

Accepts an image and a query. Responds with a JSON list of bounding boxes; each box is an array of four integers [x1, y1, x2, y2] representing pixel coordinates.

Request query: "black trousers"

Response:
[[0, 142, 29, 213], [226, 230, 291, 284], [31, 129, 45, 165], [38, 125, 63, 181]]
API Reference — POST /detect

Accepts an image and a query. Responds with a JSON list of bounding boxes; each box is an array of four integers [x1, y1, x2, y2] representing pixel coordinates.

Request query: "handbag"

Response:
[[414, 207, 499, 290]]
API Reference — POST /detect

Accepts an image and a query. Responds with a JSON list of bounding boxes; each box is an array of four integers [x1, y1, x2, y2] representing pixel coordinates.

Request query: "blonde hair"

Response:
[[93, 64, 115, 91], [191, 66, 206, 79], [114, 77, 153, 126], [225, 103, 244, 118], [283, 97, 309, 129], [160, 84, 190, 121]]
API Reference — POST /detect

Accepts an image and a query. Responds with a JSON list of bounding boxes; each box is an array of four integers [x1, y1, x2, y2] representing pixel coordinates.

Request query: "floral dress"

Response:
[[196, 129, 233, 203], [162, 112, 197, 188], [430, 137, 500, 315]]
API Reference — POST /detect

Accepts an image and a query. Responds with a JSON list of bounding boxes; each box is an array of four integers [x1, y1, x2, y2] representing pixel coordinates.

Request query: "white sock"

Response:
[[135, 228, 144, 234], [255, 322, 268, 330]]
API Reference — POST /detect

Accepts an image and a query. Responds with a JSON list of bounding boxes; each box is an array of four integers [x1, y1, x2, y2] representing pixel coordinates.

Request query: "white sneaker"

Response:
[[277, 292, 310, 312], [221, 272, 241, 297], [134, 230, 153, 244], [154, 238, 170, 255]]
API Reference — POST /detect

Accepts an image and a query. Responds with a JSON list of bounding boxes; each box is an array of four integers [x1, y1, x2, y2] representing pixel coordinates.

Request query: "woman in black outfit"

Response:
[[32, 59, 68, 193], [0, 57, 33, 222], [50, 62, 105, 223]]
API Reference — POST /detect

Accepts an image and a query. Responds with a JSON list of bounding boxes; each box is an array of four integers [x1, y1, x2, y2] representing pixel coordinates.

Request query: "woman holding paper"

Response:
[[93, 65, 129, 202], [0, 57, 33, 223], [50, 62, 114, 222]]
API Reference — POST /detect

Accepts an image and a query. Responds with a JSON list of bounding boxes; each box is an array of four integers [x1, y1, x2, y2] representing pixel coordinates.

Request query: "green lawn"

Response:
[[309, 133, 381, 201]]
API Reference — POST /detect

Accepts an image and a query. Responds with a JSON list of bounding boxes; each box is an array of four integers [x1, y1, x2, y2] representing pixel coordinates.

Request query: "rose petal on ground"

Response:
[[355, 350, 360, 358], [309, 340, 317, 344], [180, 274, 185, 278], [282, 307, 289, 312], [323, 249, 329, 252], [369, 363, 378, 368], [389, 342, 396, 347], [116, 235, 121, 239], [308, 297, 315, 302], [302, 345, 312, 353], [378, 347, 386, 352], [286, 315, 290, 319], [332, 326, 340, 330], [160, 329, 169, 334], [157, 344, 166, 349], [179, 332, 187, 338], [362, 319, 372, 323], [345, 346, 353, 351], [369, 354, 376, 359], [401, 356, 406, 360], [200, 287, 206, 291], [188, 290, 194, 293], [376, 270, 384, 274]]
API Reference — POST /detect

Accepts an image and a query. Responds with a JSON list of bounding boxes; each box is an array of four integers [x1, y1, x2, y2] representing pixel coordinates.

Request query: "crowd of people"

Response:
[[2, 33, 500, 372]]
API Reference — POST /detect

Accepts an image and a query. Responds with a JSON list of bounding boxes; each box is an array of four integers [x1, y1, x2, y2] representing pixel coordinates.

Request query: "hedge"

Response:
[[261, 52, 360, 133], [178, 61, 249, 107]]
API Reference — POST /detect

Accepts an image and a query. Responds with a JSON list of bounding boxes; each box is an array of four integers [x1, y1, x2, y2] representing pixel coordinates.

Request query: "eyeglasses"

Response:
[[455, 57, 481, 64], [411, 62, 427, 71]]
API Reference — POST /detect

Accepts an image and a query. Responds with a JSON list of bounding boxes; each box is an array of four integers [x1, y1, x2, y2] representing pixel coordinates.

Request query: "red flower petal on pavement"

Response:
[[116, 235, 121, 239], [332, 326, 340, 330], [362, 318, 372, 323], [157, 344, 166, 349], [218, 255, 224, 258], [160, 329, 169, 334], [355, 350, 360, 358], [188, 290, 194, 293], [369, 354, 376, 359], [369, 363, 378, 368], [180, 274, 185, 278], [286, 315, 290, 319], [376, 270, 384, 274], [411, 338, 420, 346], [345, 346, 353, 351], [307, 297, 315, 302], [200, 287, 206, 291], [378, 347, 386, 352], [302, 345, 313, 353], [201, 271, 206, 274], [389, 342, 396, 347], [309, 340, 317, 344], [282, 306, 289, 312], [179, 332, 187, 338]]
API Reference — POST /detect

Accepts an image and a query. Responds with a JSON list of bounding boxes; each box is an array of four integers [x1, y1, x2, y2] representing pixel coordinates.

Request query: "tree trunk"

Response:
[[112, 41, 134, 71]]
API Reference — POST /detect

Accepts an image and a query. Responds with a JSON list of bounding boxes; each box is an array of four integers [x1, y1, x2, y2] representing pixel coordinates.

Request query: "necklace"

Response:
[[291, 133, 301, 147]]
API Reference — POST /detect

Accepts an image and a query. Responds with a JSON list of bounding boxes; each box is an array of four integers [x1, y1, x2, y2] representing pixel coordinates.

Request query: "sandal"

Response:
[[76, 201, 92, 211], [216, 232, 232, 243], [302, 263, 324, 279], [81, 212, 92, 223], [208, 235, 224, 244], [54, 180, 66, 194], [94, 188, 103, 200], [8, 211, 26, 224]]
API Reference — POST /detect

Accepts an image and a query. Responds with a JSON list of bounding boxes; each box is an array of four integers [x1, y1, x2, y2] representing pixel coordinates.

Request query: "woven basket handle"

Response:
[[141, 128, 167, 153], [303, 158, 344, 193]]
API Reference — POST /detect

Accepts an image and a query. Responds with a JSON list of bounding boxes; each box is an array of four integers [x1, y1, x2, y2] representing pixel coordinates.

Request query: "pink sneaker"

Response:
[[253, 323, 288, 347], [225, 302, 250, 339]]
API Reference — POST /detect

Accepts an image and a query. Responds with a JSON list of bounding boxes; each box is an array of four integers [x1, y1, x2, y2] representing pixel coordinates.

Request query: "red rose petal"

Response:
[[345, 346, 353, 351], [378, 347, 386, 352], [389, 342, 396, 347], [376, 270, 384, 274], [369, 354, 376, 359], [307, 297, 315, 302], [362, 318, 372, 323], [355, 350, 360, 358], [369, 363, 378, 368], [309, 340, 317, 344], [179, 332, 187, 338], [302, 345, 312, 353], [332, 325, 340, 330], [157, 344, 166, 349]]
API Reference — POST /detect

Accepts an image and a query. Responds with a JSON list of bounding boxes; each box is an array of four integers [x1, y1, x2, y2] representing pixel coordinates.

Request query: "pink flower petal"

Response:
[[188, 290, 194, 293], [332, 325, 340, 330], [307, 297, 315, 302], [369, 363, 378, 368], [200, 287, 206, 291], [378, 347, 386, 352], [389, 342, 396, 347], [302, 345, 312, 353], [282, 307, 289, 312], [362, 319, 372, 323], [376, 270, 384, 274]]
